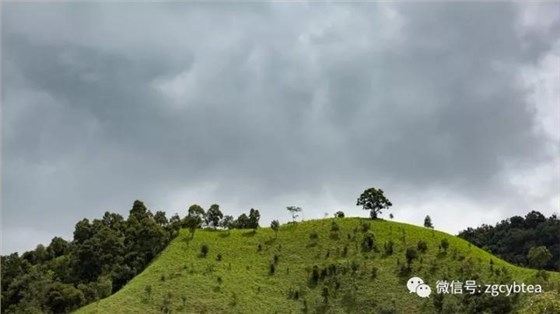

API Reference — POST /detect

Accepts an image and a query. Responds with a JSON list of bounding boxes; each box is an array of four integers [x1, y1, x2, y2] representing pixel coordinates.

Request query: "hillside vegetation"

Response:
[[77, 218, 560, 313]]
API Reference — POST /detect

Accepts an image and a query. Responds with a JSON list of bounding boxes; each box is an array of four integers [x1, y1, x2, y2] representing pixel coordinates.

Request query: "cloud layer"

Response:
[[2, 2, 559, 254]]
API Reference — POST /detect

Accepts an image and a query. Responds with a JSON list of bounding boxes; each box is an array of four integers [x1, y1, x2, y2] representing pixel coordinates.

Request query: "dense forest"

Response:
[[1, 200, 260, 313], [458, 211, 560, 271]]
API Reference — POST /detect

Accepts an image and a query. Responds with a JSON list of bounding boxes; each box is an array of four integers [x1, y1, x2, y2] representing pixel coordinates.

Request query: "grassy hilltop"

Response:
[[77, 218, 560, 313]]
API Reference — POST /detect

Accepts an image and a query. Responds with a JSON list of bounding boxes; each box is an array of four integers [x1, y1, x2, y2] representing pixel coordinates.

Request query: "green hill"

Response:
[[76, 218, 560, 313]]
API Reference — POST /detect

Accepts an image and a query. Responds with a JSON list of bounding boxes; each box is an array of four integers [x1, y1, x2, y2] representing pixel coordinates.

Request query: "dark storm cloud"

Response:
[[2, 2, 559, 253]]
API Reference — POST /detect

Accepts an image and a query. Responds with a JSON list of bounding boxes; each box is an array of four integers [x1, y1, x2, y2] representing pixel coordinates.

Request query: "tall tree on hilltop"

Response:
[[206, 204, 224, 229], [286, 206, 302, 222], [356, 187, 392, 219]]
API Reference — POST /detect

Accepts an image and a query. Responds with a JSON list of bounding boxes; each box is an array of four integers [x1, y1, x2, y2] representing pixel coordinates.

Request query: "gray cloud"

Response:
[[2, 2, 559, 254]]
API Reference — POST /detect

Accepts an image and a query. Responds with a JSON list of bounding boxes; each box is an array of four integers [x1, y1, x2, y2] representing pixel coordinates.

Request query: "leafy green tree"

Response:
[[220, 215, 235, 230], [44, 282, 86, 313], [248, 208, 261, 230], [188, 204, 205, 221], [129, 200, 150, 221], [47, 237, 69, 258], [424, 215, 433, 228], [168, 213, 182, 232], [527, 246, 553, 269], [206, 204, 224, 229], [356, 187, 392, 219], [236, 213, 250, 229], [271, 220, 280, 238], [154, 211, 169, 226], [334, 211, 345, 218], [183, 216, 200, 238], [286, 206, 302, 222]]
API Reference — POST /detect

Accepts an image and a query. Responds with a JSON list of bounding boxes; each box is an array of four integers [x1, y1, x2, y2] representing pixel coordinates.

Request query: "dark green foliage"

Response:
[[527, 246, 553, 269], [417, 240, 428, 253], [220, 215, 235, 230], [440, 238, 450, 252], [269, 263, 276, 275], [371, 266, 378, 279], [271, 220, 280, 238], [216, 253, 222, 262], [206, 204, 224, 229], [331, 221, 340, 232], [356, 187, 392, 219], [200, 244, 209, 257], [288, 288, 300, 300], [309, 231, 319, 240], [433, 292, 444, 313], [309, 266, 320, 286], [334, 211, 345, 218], [1, 200, 176, 313], [361, 234, 376, 252], [384, 240, 394, 255], [424, 215, 433, 228], [154, 211, 169, 226], [405, 248, 418, 264], [44, 282, 85, 313], [458, 211, 559, 270], [236, 213, 250, 229]]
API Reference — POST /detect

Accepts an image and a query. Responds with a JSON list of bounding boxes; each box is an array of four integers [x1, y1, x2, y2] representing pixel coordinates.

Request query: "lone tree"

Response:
[[334, 211, 345, 218], [424, 215, 433, 229], [356, 187, 392, 219], [286, 206, 302, 222], [206, 204, 223, 229], [271, 220, 280, 238]]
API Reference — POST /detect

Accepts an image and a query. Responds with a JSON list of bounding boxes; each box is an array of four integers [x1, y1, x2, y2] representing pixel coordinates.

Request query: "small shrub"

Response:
[[398, 264, 411, 277], [417, 240, 428, 253], [270, 263, 276, 275], [200, 244, 209, 257], [361, 222, 370, 233], [160, 275, 166, 282], [371, 266, 378, 279], [309, 266, 320, 286], [406, 247, 418, 264], [144, 285, 152, 301], [216, 253, 222, 261], [440, 239, 449, 252], [309, 231, 319, 240], [330, 231, 340, 240], [331, 221, 340, 232], [361, 234, 376, 252], [384, 240, 394, 255], [160, 292, 173, 314], [342, 245, 348, 257], [217, 276, 223, 284]]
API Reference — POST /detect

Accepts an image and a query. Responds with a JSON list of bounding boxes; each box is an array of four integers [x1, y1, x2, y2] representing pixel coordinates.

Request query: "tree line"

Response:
[[458, 210, 560, 271], [1, 200, 261, 313]]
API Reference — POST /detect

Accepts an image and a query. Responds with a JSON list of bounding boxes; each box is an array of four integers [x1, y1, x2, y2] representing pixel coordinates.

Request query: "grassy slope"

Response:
[[77, 218, 560, 313]]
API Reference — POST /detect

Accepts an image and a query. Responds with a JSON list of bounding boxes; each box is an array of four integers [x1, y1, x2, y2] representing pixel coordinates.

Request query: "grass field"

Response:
[[76, 218, 560, 313]]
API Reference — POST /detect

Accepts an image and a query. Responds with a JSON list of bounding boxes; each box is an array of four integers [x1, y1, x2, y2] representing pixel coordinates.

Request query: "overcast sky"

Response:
[[2, 2, 559, 254]]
